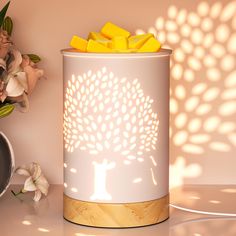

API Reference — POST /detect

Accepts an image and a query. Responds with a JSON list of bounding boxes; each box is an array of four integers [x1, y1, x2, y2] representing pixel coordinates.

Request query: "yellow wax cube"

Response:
[[128, 33, 153, 49], [88, 32, 111, 47], [101, 22, 131, 39], [110, 36, 128, 50], [70, 35, 87, 52], [96, 39, 111, 47], [87, 39, 113, 53], [138, 37, 161, 52], [88, 32, 108, 40]]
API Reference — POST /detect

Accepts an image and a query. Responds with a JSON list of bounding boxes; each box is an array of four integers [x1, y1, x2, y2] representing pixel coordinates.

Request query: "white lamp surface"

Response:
[[62, 50, 171, 204]]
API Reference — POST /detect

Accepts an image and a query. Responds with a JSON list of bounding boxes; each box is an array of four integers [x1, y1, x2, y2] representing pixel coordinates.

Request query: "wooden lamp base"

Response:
[[63, 194, 169, 228]]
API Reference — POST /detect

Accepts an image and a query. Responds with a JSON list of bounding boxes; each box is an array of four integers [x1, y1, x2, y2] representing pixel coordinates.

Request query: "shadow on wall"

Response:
[[136, 1, 236, 188]]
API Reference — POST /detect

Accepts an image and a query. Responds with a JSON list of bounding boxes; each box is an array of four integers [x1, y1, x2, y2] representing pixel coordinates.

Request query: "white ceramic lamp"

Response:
[[62, 49, 172, 228]]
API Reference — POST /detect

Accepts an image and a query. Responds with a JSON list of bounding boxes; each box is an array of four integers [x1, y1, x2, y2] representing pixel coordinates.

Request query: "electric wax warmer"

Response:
[[62, 49, 172, 228]]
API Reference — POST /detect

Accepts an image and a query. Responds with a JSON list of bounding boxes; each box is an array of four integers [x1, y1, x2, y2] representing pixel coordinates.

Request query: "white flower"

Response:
[[6, 49, 28, 97], [15, 162, 49, 201]]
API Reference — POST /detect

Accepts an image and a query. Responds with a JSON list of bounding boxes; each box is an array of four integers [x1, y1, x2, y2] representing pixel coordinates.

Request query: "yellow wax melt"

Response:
[[96, 39, 111, 47], [101, 22, 130, 39], [88, 32, 108, 41], [87, 39, 113, 53], [88, 32, 111, 47], [70, 35, 87, 52], [138, 37, 161, 52], [128, 33, 153, 49], [70, 22, 162, 53], [110, 36, 128, 50]]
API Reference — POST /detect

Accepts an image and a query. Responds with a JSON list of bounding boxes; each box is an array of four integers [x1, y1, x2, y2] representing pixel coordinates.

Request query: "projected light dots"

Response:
[[64, 67, 160, 198], [137, 1, 236, 188], [64, 67, 159, 160]]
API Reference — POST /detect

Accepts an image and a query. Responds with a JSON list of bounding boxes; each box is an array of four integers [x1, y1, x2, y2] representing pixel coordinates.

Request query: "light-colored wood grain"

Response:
[[64, 194, 169, 228]]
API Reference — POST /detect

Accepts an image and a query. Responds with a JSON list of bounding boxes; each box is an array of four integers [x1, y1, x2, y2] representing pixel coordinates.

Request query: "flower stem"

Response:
[[11, 189, 23, 197]]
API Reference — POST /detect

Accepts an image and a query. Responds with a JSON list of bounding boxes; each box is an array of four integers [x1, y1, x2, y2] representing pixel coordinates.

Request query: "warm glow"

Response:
[[133, 178, 142, 183], [170, 98, 178, 114], [64, 68, 159, 163], [219, 101, 236, 116], [171, 64, 183, 80], [175, 85, 186, 100], [75, 233, 96, 236], [70, 168, 77, 173], [189, 134, 210, 144], [189, 196, 200, 200], [202, 88, 220, 102], [228, 134, 236, 146], [182, 144, 204, 154], [215, 24, 230, 42], [173, 131, 188, 146], [137, 2, 236, 188], [185, 96, 199, 112], [38, 228, 50, 233], [209, 142, 231, 152], [175, 113, 187, 129], [192, 83, 207, 95], [169, 157, 202, 188], [209, 200, 221, 204], [64, 67, 161, 199], [218, 122, 235, 134], [90, 159, 115, 201], [221, 88, 236, 100], [206, 68, 221, 81], [197, 2, 209, 16], [151, 167, 157, 185], [71, 187, 78, 193], [221, 188, 236, 193], [203, 116, 221, 132], [22, 220, 31, 226], [188, 118, 202, 133], [195, 104, 212, 115], [225, 71, 236, 87], [149, 155, 157, 166]]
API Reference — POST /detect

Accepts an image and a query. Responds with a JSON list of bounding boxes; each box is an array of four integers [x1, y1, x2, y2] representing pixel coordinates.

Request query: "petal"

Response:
[[15, 167, 30, 176], [23, 177, 37, 192], [21, 54, 30, 68], [30, 162, 42, 180], [16, 93, 29, 113], [8, 49, 23, 73], [24, 65, 43, 94], [6, 75, 25, 97], [16, 72, 28, 92], [0, 58, 6, 69], [0, 47, 9, 59], [33, 190, 42, 202], [35, 175, 49, 196], [0, 92, 7, 102]]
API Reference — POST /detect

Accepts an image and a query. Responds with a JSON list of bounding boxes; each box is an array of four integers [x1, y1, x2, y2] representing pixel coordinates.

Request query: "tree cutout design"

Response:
[[136, 0, 236, 188], [64, 67, 159, 199], [90, 159, 115, 201]]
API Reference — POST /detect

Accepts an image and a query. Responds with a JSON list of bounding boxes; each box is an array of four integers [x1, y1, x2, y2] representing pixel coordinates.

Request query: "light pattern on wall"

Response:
[[64, 67, 159, 199], [137, 0, 236, 188]]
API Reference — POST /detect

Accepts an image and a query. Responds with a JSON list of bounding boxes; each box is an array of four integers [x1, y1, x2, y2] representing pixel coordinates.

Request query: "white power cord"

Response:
[[170, 204, 236, 217]]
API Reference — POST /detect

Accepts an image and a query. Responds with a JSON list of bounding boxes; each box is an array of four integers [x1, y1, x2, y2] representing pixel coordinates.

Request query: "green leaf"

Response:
[[0, 1, 10, 27], [0, 103, 14, 119], [27, 54, 41, 63], [2, 16, 13, 35]]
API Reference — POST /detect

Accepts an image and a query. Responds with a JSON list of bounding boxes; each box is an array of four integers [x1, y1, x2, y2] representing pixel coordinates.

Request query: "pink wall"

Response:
[[0, 0, 235, 186]]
